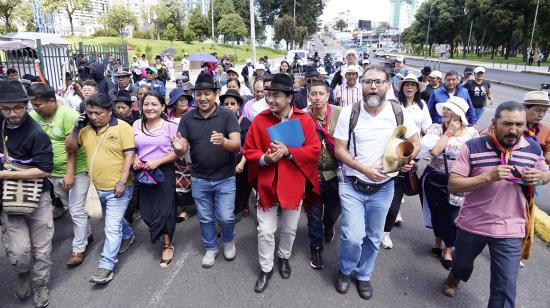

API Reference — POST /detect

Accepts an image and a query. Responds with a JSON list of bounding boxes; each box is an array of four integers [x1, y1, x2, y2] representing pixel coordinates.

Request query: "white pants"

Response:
[[257, 205, 301, 272]]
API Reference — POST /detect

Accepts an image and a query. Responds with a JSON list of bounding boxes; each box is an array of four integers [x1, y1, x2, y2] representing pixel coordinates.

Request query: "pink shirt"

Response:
[[452, 136, 547, 238], [133, 119, 178, 161]]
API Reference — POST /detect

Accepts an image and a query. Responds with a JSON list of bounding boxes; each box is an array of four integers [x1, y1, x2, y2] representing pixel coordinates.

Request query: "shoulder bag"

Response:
[[85, 128, 110, 219]]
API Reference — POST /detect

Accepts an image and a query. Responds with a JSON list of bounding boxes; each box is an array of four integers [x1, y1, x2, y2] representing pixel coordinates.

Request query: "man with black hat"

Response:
[[28, 83, 92, 268], [113, 90, 140, 125], [108, 67, 138, 103], [418, 66, 432, 84], [0, 80, 54, 307], [460, 67, 474, 85], [243, 73, 320, 293], [294, 66, 336, 109], [135, 66, 166, 97], [171, 73, 241, 269]]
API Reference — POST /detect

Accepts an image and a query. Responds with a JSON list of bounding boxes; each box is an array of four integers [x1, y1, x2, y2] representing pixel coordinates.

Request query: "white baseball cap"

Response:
[[395, 56, 404, 62], [474, 66, 486, 74], [256, 64, 266, 70], [345, 65, 360, 75], [429, 70, 442, 79]]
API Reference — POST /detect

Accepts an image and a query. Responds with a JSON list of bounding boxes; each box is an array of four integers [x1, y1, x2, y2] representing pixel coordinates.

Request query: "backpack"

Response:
[[347, 99, 404, 157]]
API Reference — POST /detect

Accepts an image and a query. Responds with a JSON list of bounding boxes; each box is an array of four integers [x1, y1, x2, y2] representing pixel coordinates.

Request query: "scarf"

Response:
[[524, 123, 539, 142], [309, 104, 335, 156], [489, 133, 538, 260]]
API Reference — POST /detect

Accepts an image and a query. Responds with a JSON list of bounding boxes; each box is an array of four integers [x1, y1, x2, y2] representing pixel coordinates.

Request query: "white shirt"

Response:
[[220, 85, 252, 97], [251, 98, 269, 119], [404, 101, 432, 133], [334, 101, 419, 183], [180, 58, 190, 71]]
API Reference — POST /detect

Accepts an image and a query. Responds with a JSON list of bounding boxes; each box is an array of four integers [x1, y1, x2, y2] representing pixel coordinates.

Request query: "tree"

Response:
[[213, 0, 236, 26], [233, 0, 265, 41], [217, 13, 247, 43], [42, 0, 91, 36], [257, 0, 324, 37], [274, 14, 295, 50], [0, 0, 21, 33], [163, 23, 178, 45], [182, 27, 196, 44], [98, 6, 137, 38], [151, 0, 186, 39], [188, 6, 210, 40], [334, 19, 347, 32], [18, 2, 34, 32]]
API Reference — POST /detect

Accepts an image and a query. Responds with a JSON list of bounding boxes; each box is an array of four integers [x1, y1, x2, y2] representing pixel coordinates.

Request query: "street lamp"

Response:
[[424, 0, 433, 63], [528, 0, 540, 64], [211, 0, 215, 42], [250, 0, 256, 65]]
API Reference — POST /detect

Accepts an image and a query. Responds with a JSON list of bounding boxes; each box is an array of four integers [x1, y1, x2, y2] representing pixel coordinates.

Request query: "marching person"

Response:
[[243, 73, 320, 293], [420, 96, 479, 269], [171, 73, 241, 268], [463, 67, 493, 121], [445, 101, 550, 307], [334, 65, 362, 107], [333, 65, 420, 300], [113, 90, 140, 126], [108, 67, 138, 102], [382, 73, 432, 249], [427, 71, 477, 125], [421, 70, 442, 103], [133, 90, 178, 267], [306, 80, 342, 269], [0, 80, 54, 308], [66, 93, 136, 285], [28, 84, 92, 267], [136, 67, 166, 98]]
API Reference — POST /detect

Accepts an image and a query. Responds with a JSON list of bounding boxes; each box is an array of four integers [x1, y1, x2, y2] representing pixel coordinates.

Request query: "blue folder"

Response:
[[267, 119, 305, 148]]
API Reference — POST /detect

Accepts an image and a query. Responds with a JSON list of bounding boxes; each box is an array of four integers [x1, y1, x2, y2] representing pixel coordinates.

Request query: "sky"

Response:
[[320, 0, 392, 24]]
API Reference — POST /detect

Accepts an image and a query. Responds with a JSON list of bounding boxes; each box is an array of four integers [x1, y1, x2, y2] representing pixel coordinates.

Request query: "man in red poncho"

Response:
[[243, 73, 320, 293]]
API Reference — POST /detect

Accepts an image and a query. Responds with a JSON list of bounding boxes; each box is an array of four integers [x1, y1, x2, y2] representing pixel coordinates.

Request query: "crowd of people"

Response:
[[1, 48, 549, 308]]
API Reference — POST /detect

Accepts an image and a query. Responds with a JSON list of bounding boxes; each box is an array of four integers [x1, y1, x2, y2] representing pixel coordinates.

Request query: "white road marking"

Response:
[[147, 252, 188, 307]]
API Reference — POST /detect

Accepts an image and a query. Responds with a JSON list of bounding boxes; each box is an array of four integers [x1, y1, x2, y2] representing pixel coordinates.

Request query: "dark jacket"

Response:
[[89, 62, 114, 95]]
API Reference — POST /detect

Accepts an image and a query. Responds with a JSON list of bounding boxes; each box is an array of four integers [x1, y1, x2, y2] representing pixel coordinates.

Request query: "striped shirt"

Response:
[[452, 136, 547, 238], [334, 82, 362, 107]]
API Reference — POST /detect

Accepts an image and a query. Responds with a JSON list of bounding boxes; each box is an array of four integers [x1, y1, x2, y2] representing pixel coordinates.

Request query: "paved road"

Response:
[[404, 57, 548, 90]]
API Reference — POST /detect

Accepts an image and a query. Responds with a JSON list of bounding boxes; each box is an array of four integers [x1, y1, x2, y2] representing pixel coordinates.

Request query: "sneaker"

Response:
[[118, 234, 136, 255], [201, 249, 219, 268], [309, 248, 324, 270], [394, 211, 403, 226], [381, 232, 393, 249], [32, 280, 50, 308], [520, 260, 525, 268], [223, 241, 236, 261], [89, 268, 114, 284], [14, 271, 31, 300]]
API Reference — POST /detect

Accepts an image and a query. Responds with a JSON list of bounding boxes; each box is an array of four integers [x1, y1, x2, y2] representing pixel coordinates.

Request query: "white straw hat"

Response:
[[396, 73, 426, 92], [436, 96, 469, 125]]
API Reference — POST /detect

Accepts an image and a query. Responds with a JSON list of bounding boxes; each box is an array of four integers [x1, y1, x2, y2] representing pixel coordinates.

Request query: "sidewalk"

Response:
[[399, 54, 550, 76]]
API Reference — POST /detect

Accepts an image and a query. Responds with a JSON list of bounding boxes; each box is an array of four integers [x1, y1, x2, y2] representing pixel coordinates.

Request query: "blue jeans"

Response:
[[191, 176, 236, 251], [474, 107, 485, 121], [452, 228, 522, 308], [307, 177, 341, 250], [96, 187, 134, 271], [338, 178, 394, 281]]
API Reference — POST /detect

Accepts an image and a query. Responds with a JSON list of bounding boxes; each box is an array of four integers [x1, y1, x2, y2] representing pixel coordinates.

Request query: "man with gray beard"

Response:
[[332, 65, 420, 300]]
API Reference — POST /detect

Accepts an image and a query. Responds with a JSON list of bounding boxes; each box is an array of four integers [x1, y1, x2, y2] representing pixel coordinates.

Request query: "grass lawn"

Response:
[[402, 51, 539, 65], [66, 36, 286, 64]]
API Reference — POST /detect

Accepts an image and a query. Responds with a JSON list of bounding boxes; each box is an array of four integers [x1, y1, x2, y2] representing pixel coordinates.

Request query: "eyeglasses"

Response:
[[363, 79, 387, 87], [0, 105, 26, 114]]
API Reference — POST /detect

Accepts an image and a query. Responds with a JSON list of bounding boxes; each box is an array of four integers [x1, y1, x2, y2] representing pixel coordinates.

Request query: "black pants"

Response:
[[384, 175, 404, 232], [124, 180, 140, 222], [234, 164, 252, 215], [307, 177, 341, 250]]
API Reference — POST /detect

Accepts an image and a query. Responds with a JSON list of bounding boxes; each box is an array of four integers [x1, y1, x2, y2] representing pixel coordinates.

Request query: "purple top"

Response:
[[133, 119, 178, 161]]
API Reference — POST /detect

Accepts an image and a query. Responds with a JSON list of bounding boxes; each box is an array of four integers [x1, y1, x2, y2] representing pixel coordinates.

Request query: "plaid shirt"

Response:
[[334, 82, 362, 107]]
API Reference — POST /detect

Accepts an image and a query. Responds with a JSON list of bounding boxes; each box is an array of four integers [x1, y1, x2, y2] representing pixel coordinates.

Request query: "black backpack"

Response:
[[347, 99, 404, 157]]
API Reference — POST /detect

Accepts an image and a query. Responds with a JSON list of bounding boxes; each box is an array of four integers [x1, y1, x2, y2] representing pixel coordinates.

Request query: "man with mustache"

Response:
[[427, 71, 477, 125], [446, 101, 550, 307], [333, 65, 420, 300]]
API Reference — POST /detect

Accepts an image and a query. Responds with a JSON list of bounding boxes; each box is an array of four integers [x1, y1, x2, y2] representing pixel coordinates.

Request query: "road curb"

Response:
[[485, 79, 537, 91], [535, 206, 550, 243], [520, 70, 550, 77]]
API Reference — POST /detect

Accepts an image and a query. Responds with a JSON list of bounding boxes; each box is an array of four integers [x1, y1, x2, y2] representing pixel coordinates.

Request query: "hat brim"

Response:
[[523, 100, 550, 106], [115, 73, 132, 77], [219, 93, 244, 105], [191, 85, 220, 91], [436, 102, 469, 126], [396, 79, 426, 92], [264, 85, 296, 94], [168, 93, 193, 107]]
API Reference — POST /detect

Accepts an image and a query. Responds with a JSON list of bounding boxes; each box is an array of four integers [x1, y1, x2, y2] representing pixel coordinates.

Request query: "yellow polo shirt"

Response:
[[77, 117, 135, 190]]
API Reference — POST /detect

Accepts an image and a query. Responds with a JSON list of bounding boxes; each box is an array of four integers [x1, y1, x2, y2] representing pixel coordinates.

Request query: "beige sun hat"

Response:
[[436, 96, 470, 125], [523, 91, 550, 106], [429, 70, 442, 79], [396, 73, 426, 92], [383, 126, 415, 177]]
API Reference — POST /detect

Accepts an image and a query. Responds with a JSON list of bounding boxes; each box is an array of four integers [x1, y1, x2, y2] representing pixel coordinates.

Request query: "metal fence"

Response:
[[1, 40, 128, 90]]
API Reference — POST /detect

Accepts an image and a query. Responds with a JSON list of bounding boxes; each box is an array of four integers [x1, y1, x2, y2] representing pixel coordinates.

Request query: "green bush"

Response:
[[133, 30, 154, 40], [91, 29, 118, 37]]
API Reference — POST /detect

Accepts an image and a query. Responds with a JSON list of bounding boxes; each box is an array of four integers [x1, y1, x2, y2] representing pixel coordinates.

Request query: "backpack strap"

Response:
[[347, 102, 361, 157], [388, 99, 404, 126]]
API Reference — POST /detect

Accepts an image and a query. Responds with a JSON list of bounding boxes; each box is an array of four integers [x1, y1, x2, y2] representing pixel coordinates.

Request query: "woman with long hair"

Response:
[[381, 73, 432, 249], [132, 90, 179, 267], [279, 60, 291, 75], [420, 96, 479, 270]]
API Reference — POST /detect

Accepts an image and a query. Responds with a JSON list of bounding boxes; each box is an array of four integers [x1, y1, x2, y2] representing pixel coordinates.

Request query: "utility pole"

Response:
[[464, 19, 473, 59], [250, 0, 256, 65], [424, 0, 433, 64], [528, 0, 540, 60], [293, 0, 296, 49], [211, 0, 215, 42]]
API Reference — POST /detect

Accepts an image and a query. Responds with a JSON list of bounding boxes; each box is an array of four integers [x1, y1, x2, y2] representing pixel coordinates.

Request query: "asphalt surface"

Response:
[[404, 57, 548, 90]]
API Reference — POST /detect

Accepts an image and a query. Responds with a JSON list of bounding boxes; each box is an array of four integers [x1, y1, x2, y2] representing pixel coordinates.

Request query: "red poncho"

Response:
[[243, 107, 320, 211]]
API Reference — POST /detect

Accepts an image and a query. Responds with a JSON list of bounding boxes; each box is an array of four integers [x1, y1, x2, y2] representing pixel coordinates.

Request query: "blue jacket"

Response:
[[135, 79, 166, 98], [427, 85, 477, 124]]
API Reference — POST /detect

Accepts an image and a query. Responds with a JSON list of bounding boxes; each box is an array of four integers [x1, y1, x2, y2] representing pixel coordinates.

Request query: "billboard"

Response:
[[358, 20, 372, 30]]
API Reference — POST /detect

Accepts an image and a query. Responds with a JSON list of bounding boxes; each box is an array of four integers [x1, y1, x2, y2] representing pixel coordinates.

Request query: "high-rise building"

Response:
[[390, 0, 425, 30]]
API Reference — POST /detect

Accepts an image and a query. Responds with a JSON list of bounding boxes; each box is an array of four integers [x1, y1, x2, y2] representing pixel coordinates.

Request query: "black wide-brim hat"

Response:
[[115, 67, 132, 77], [192, 73, 220, 91], [264, 73, 295, 94], [113, 90, 133, 105], [219, 89, 244, 105], [0, 80, 33, 102]]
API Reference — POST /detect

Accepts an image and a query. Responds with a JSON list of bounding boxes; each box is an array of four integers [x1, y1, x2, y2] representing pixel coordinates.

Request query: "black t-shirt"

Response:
[[178, 105, 241, 179], [0, 114, 53, 192], [464, 80, 490, 108], [421, 84, 437, 103]]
